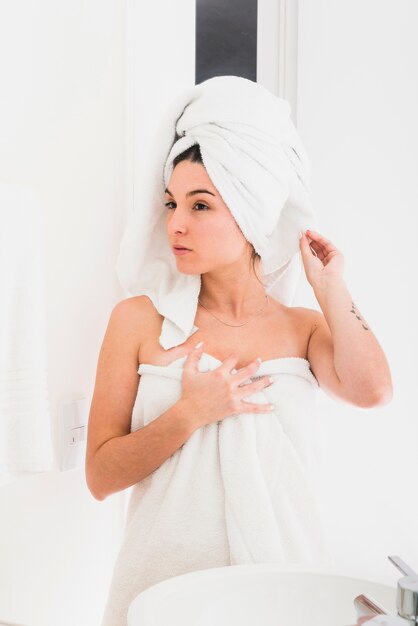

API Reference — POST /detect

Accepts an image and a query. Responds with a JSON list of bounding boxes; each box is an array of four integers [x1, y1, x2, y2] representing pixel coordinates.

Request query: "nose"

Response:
[[166, 207, 188, 235]]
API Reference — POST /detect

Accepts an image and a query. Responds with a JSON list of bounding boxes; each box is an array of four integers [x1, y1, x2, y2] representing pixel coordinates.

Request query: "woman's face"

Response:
[[164, 159, 251, 275]]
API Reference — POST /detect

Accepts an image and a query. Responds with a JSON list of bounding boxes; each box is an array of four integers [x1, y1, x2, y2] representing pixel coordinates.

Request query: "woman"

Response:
[[87, 77, 393, 625]]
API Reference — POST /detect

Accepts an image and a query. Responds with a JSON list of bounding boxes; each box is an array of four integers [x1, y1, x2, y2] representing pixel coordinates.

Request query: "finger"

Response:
[[306, 230, 336, 253], [231, 357, 263, 384], [305, 235, 333, 261], [310, 242, 324, 259], [300, 230, 316, 249], [239, 399, 275, 414], [306, 229, 330, 242], [183, 341, 204, 373], [304, 232, 325, 255], [309, 242, 320, 257], [234, 376, 274, 398], [217, 353, 241, 372], [300, 231, 321, 259]]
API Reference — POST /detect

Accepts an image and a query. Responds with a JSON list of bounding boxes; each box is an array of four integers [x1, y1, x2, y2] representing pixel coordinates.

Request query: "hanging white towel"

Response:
[[0, 180, 54, 484]]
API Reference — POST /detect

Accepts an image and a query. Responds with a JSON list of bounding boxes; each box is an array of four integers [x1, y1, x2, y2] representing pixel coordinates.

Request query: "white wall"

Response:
[[0, 1, 129, 625], [0, 0, 417, 624], [294, 0, 418, 583]]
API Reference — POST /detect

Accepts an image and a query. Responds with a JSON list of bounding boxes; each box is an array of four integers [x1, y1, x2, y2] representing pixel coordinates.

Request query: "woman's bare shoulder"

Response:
[[111, 295, 161, 337], [288, 305, 324, 326], [114, 295, 159, 316], [288, 305, 322, 318], [268, 297, 320, 323]]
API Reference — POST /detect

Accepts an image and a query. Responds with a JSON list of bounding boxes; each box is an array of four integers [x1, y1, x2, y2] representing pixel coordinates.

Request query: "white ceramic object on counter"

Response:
[[128, 563, 398, 626]]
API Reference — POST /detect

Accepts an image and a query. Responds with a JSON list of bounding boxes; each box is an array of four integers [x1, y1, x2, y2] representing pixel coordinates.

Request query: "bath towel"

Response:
[[0, 181, 54, 484], [116, 75, 319, 350], [100, 353, 334, 625]]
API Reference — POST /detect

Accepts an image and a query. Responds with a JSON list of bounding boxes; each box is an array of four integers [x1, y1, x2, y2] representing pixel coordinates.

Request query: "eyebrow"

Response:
[[164, 187, 216, 198]]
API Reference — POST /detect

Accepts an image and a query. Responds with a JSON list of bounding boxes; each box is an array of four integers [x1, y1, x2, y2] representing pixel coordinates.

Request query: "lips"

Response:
[[173, 245, 191, 250]]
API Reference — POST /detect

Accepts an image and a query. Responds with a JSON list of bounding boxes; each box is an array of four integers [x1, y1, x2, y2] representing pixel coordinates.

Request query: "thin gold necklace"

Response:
[[197, 294, 270, 327]]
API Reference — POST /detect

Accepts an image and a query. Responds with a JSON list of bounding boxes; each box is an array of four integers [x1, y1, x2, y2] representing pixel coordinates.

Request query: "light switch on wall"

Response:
[[70, 424, 86, 445], [58, 397, 88, 471]]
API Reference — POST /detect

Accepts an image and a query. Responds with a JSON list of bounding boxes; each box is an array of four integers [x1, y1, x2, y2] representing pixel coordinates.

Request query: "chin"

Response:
[[174, 255, 221, 275], [175, 267, 201, 276]]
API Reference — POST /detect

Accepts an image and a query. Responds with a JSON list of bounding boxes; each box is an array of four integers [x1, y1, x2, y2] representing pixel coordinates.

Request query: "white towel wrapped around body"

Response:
[[100, 353, 334, 626]]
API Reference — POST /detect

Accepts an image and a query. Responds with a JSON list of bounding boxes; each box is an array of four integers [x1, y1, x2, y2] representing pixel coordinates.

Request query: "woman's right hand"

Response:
[[179, 342, 275, 428]]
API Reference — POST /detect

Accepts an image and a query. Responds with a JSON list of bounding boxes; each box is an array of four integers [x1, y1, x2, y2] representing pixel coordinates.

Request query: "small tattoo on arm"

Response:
[[350, 301, 369, 330]]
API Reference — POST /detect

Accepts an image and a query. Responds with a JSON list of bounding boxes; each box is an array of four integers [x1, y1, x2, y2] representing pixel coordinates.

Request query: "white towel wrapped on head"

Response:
[[116, 75, 319, 349]]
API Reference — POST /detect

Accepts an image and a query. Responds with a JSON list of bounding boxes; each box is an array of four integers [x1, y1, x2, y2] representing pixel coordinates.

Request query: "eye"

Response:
[[164, 202, 209, 211]]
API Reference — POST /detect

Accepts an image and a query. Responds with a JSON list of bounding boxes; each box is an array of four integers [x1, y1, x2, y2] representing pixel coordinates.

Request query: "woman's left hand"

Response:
[[299, 229, 345, 288]]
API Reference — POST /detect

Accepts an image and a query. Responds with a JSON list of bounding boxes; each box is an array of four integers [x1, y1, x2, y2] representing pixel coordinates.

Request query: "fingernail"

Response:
[[299, 231, 303, 239], [269, 404, 275, 410], [256, 357, 262, 363], [194, 341, 203, 349]]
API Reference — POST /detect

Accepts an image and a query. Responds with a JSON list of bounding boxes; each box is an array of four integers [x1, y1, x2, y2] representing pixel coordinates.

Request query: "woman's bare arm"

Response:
[[85, 297, 199, 501], [87, 398, 198, 500]]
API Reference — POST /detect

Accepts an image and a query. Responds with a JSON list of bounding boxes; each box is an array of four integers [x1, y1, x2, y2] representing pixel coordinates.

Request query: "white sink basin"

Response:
[[128, 563, 397, 626]]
